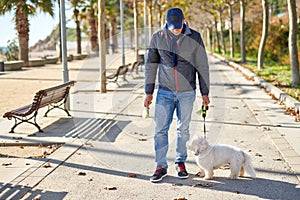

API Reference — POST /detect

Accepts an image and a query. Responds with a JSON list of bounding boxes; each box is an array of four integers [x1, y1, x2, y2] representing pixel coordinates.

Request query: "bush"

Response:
[[5, 39, 19, 61], [245, 19, 289, 64]]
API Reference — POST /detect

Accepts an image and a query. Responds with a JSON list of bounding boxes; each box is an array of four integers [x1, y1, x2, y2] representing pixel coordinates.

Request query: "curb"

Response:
[[212, 53, 300, 112]]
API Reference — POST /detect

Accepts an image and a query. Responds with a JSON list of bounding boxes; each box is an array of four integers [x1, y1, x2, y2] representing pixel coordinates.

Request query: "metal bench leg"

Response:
[[45, 104, 71, 117], [9, 115, 43, 133]]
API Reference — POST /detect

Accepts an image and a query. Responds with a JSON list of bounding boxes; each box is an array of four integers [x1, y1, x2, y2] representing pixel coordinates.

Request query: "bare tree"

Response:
[[240, 0, 246, 63], [225, 0, 238, 58], [257, 0, 269, 70], [287, 0, 300, 86]]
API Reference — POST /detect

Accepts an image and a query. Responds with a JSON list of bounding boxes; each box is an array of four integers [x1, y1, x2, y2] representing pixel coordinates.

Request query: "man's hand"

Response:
[[202, 95, 210, 106], [144, 94, 153, 108]]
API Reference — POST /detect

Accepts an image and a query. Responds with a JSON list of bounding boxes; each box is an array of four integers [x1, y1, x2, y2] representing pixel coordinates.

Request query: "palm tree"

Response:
[[0, 0, 54, 63], [69, 0, 84, 54], [81, 0, 98, 52], [105, 0, 119, 53]]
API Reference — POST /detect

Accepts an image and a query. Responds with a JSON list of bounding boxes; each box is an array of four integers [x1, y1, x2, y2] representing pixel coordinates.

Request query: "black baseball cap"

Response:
[[166, 8, 184, 30]]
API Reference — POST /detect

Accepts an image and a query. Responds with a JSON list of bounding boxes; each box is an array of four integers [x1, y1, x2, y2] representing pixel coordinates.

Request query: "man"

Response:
[[144, 7, 210, 183]]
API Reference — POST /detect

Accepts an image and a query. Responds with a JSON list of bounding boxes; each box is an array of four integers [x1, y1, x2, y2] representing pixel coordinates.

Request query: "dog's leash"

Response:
[[201, 105, 209, 139]]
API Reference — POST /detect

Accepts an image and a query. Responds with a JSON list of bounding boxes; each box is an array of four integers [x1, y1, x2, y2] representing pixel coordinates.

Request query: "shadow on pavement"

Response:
[[0, 182, 67, 200], [34, 117, 131, 142]]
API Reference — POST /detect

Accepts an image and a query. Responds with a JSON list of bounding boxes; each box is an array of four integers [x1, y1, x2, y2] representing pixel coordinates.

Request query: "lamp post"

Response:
[[59, 0, 69, 109], [59, 0, 69, 83], [120, 0, 125, 66]]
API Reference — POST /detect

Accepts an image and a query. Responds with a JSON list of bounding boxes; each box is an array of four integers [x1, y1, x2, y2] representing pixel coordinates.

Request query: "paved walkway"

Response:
[[0, 52, 299, 199]]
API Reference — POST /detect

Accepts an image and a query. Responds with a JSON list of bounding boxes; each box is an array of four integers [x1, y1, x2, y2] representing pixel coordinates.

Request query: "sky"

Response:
[[0, 3, 75, 47]]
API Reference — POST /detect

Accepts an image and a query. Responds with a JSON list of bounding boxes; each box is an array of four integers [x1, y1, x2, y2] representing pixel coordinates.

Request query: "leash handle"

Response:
[[201, 105, 209, 118], [202, 105, 208, 139]]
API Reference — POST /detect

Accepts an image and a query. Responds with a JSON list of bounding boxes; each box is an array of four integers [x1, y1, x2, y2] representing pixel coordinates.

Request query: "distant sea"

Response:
[[0, 46, 8, 53]]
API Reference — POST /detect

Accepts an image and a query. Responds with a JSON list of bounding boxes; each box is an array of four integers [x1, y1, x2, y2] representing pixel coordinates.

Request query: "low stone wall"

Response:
[[45, 56, 59, 64], [73, 54, 89, 60], [4, 60, 24, 71], [25, 58, 47, 67]]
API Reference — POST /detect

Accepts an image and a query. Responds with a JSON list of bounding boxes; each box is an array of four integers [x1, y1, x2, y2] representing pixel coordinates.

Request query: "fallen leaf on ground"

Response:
[[12, 137, 22, 140], [173, 197, 187, 200], [127, 173, 136, 178], [255, 153, 263, 157], [138, 138, 147, 141], [191, 183, 215, 187], [84, 142, 93, 147], [76, 171, 86, 176], [104, 186, 117, 190], [43, 162, 51, 168], [2, 162, 12, 166], [43, 151, 51, 156], [172, 183, 183, 186]]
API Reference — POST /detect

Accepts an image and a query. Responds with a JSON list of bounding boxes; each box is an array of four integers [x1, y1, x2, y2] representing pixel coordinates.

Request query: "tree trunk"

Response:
[[214, 16, 221, 53], [287, 0, 300, 86], [74, 9, 82, 54], [105, 23, 110, 54], [16, 4, 29, 63], [110, 16, 118, 52], [240, 0, 246, 63], [148, 2, 153, 43], [98, 0, 106, 93], [257, 0, 269, 70], [218, 11, 226, 55], [89, 13, 98, 52], [228, 4, 234, 58], [206, 25, 212, 52], [134, 0, 139, 61]]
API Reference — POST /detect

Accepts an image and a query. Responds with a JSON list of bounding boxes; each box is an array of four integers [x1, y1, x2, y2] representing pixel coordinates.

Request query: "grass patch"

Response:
[[219, 53, 300, 101]]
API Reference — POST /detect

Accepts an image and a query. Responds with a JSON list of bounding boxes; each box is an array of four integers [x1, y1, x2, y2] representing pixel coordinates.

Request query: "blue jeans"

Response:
[[154, 89, 196, 169]]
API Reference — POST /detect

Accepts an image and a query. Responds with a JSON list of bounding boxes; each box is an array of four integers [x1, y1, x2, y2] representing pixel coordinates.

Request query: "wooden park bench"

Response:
[[3, 81, 76, 133], [130, 61, 141, 74], [106, 63, 131, 82]]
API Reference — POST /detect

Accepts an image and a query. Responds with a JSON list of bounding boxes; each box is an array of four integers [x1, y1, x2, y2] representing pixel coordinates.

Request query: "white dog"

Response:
[[187, 135, 256, 180]]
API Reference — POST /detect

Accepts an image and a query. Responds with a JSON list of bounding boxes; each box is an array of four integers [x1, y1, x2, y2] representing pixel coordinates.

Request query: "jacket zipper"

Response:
[[161, 30, 180, 92], [174, 66, 179, 92]]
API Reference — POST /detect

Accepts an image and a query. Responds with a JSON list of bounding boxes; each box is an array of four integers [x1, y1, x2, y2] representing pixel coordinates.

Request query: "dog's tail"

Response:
[[243, 151, 256, 178]]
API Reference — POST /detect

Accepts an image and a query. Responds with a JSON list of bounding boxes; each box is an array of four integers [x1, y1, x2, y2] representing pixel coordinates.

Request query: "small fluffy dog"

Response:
[[187, 135, 256, 180]]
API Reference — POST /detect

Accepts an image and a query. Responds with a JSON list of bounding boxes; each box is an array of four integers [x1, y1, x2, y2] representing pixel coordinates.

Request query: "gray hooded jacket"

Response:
[[145, 23, 209, 96]]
